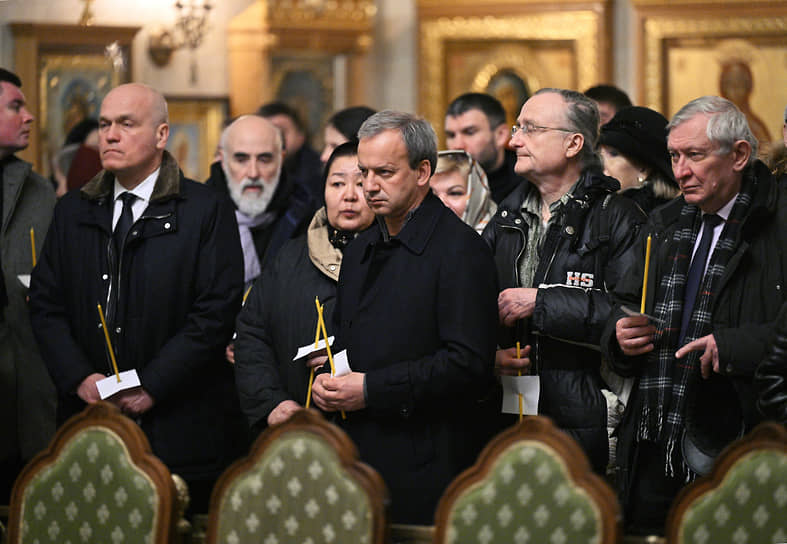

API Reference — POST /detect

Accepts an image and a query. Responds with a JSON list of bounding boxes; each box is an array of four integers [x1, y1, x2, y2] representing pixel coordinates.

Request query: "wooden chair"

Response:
[[206, 409, 388, 543], [6, 402, 179, 543], [434, 415, 621, 544], [665, 421, 787, 544]]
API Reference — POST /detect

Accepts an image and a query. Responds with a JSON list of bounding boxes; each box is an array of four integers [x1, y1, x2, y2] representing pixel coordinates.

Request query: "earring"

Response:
[[637, 174, 645, 185]]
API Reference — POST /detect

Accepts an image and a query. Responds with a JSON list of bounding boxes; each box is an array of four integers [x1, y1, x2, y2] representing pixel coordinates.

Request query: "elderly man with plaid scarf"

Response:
[[601, 95, 787, 536]]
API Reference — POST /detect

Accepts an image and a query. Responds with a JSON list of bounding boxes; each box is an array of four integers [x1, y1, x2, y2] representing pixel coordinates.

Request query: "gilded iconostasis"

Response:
[[1, 0, 785, 175]]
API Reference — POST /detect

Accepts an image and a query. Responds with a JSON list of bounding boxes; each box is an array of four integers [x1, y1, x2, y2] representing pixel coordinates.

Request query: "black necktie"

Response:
[[114, 192, 137, 252], [679, 213, 722, 343]]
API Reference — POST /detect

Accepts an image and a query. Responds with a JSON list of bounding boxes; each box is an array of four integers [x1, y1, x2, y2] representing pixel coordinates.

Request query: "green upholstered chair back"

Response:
[[434, 416, 621, 544], [666, 422, 787, 544], [7, 402, 178, 544], [206, 409, 388, 544]]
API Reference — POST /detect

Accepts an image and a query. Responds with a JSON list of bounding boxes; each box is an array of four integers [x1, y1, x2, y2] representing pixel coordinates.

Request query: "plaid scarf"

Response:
[[639, 177, 755, 476]]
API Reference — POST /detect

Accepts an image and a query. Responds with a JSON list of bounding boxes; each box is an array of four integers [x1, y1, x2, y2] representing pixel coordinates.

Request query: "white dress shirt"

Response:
[[111, 168, 160, 230]]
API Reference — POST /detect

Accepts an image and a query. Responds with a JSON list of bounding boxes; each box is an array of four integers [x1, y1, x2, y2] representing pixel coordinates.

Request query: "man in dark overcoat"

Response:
[[0, 67, 57, 501], [602, 96, 787, 534], [311, 110, 499, 524], [29, 83, 246, 512]]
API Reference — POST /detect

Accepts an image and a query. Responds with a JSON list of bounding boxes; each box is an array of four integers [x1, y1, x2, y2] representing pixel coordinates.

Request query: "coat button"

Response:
[[726, 364, 733, 373], [501, 211, 508, 218], [131, 230, 138, 236], [164, 222, 171, 229], [565, 226, 575, 235], [400, 406, 410, 418], [514, 218, 522, 225], [115, 327, 122, 334], [102, 274, 109, 280]]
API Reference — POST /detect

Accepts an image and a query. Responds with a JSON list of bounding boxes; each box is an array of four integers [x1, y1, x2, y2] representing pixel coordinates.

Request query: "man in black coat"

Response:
[[29, 84, 246, 513], [311, 110, 499, 524], [602, 96, 787, 534], [445, 93, 526, 204], [214, 114, 313, 288]]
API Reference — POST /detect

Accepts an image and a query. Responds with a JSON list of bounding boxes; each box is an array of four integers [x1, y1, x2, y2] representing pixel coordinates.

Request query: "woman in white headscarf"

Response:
[[429, 150, 497, 234]]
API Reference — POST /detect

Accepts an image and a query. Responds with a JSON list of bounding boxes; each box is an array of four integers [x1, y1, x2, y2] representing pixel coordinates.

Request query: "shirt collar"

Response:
[[113, 168, 159, 204], [710, 193, 738, 222], [369, 192, 441, 255], [521, 178, 581, 222]]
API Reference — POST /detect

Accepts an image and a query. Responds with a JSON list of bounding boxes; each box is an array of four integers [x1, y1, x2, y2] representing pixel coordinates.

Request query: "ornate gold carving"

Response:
[[641, 15, 787, 111], [268, 0, 376, 29], [420, 12, 602, 136]]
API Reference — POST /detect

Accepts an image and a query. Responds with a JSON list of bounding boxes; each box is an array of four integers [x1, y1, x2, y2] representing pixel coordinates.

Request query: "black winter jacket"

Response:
[[234, 210, 340, 435], [601, 160, 787, 508], [755, 302, 787, 424], [482, 169, 646, 472], [30, 151, 246, 480], [334, 192, 499, 523]]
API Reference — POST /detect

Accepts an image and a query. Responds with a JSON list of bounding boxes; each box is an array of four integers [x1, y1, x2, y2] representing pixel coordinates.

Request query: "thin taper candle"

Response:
[[30, 227, 36, 268], [97, 304, 121, 382], [640, 235, 652, 314], [306, 299, 323, 408], [316, 296, 345, 419], [516, 341, 523, 422]]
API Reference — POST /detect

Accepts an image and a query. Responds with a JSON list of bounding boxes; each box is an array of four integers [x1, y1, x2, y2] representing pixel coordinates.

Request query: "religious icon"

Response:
[[718, 60, 772, 149]]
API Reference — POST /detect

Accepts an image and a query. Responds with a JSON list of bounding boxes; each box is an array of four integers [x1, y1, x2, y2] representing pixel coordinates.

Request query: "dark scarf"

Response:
[[639, 175, 755, 477], [329, 228, 356, 251]]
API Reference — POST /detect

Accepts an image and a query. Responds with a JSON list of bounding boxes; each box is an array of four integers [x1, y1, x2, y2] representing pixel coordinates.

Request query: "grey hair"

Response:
[[667, 96, 758, 165], [358, 110, 438, 176], [534, 88, 602, 171]]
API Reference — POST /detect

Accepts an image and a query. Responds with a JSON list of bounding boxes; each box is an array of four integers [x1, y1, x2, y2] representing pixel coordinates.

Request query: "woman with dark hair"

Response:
[[598, 106, 680, 214], [234, 141, 375, 435], [320, 106, 376, 163]]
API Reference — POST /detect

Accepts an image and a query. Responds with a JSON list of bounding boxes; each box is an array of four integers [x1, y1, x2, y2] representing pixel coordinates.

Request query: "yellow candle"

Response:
[[316, 296, 346, 419], [305, 299, 323, 409], [516, 341, 523, 422], [30, 227, 36, 268], [314, 297, 322, 348], [97, 304, 121, 382], [640, 235, 652, 314], [305, 368, 315, 409]]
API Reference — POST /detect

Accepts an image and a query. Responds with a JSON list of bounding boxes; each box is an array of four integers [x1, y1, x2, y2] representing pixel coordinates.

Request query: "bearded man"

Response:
[[218, 115, 314, 287]]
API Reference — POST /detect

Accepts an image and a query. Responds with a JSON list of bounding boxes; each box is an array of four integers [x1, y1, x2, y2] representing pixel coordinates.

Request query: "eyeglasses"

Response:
[[511, 122, 574, 138]]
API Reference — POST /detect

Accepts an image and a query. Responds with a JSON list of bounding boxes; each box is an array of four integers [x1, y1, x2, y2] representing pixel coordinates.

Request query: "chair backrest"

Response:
[[665, 421, 787, 544], [6, 402, 178, 543], [206, 409, 388, 544], [433, 416, 621, 544]]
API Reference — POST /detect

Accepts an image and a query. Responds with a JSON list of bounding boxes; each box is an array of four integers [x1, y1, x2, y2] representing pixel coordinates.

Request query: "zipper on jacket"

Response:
[[499, 223, 527, 287]]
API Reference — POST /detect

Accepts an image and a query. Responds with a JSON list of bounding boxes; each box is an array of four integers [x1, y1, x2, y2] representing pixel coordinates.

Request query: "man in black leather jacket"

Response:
[[482, 88, 646, 473]]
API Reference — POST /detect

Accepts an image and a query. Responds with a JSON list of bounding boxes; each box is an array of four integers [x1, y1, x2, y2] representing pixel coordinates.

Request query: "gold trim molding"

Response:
[[420, 11, 603, 134], [641, 15, 787, 111], [268, 0, 376, 31], [633, 0, 783, 5]]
